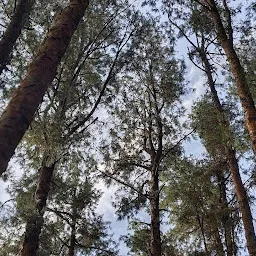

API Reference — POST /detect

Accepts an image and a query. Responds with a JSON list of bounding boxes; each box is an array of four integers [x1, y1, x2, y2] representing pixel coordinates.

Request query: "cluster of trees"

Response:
[[0, 0, 256, 255]]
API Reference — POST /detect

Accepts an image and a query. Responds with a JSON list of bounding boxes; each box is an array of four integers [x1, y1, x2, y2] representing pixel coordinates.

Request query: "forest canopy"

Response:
[[0, 0, 256, 255]]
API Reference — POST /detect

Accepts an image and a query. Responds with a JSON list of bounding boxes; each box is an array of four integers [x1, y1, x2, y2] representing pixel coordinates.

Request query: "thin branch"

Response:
[[75, 240, 116, 255], [0, 198, 14, 209], [161, 127, 197, 160], [67, 29, 132, 136], [99, 170, 149, 198]]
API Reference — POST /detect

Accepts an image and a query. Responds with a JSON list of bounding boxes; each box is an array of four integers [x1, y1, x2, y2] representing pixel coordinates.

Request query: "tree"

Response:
[[0, 0, 35, 75], [162, 2, 256, 253], [162, 157, 239, 255], [197, 0, 256, 155], [0, 0, 89, 175], [1, 1, 133, 254], [100, 15, 185, 256], [0, 157, 117, 256], [191, 35, 256, 256]]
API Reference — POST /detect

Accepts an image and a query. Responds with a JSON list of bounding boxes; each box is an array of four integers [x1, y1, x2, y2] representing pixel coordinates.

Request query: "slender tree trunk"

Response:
[[227, 148, 256, 255], [0, 0, 35, 74], [216, 170, 234, 256], [213, 225, 225, 256], [150, 169, 161, 256], [20, 161, 55, 256], [68, 189, 77, 256], [196, 210, 209, 255], [68, 226, 76, 256], [0, 0, 89, 175], [200, 49, 256, 256], [207, 0, 256, 154]]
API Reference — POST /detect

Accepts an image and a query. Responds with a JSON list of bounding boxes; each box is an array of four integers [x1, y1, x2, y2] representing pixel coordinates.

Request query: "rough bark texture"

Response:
[[19, 214, 44, 256], [200, 48, 256, 255], [0, 0, 35, 74], [34, 162, 56, 213], [227, 148, 256, 255], [150, 170, 161, 256], [146, 78, 163, 256], [0, 0, 90, 175], [20, 162, 55, 256], [208, 0, 256, 155]]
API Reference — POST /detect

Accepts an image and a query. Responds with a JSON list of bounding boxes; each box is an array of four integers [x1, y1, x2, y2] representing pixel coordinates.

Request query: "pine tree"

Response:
[[0, 0, 35, 74], [0, 0, 89, 174], [100, 15, 185, 256]]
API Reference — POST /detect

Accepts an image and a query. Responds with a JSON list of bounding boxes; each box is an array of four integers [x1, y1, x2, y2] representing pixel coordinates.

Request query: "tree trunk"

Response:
[[196, 209, 209, 255], [0, 0, 35, 74], [150, 170, 161, 256], [68, 227, 76, 256], [68, 189, 77, 256], [227, 148, 256, 255], [216, 170, 234, 256], [34, 162, 56, 213], [20, 162, 55, 256], [19, 213, 44, 256], [207, 0, 256, 155], [0, 0, 89, 175], [213, 226, 225, 256], [200, 48, 256, 256]]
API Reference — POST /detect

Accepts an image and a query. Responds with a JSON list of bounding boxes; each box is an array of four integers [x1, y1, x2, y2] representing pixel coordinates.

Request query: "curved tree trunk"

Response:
[[20, 161, 55, 256], [207, 0, 256, 155], [0, 0, 90, 175], [200, 48, 256, 256], [0, 0, 35, 74]]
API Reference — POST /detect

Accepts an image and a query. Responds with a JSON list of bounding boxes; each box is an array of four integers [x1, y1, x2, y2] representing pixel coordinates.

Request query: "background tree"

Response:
[[0, 0, 35, 74], [100, 14, 186, 256]]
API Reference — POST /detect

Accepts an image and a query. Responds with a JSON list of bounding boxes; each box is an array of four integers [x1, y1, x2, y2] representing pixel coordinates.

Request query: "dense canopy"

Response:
[[0, 0, 256, 255]]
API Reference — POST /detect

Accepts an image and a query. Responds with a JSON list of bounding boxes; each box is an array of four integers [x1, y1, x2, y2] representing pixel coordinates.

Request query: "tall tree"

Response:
[[197, 0, 256, 155], [191, 34, 256, 256], [0, 0, 35, 75], [163, 2, 256, 253], [14, 1, 132, 253], [101, 15, 185, 256], [0, 0, 89, 175], [162, 157, 239, 255]]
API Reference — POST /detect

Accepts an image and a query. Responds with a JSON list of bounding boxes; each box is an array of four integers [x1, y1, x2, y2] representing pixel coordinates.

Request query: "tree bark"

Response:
[[19, 213, 44, 256], [0, 0, 89, 175], [213, 225, 225, 256], [68, 189, 77, 256], [68, 226, 76, 256], [227, 148, 256, 255], [34, 162, 56, 213], [196, 209, 209, 255], [20, 162, 55, 256], [207, 0, 256, 155], [200, 48, 256, 256], [150, 170, 161, 256], [0, 0, 35, 74], [216, 170, 234, 256]]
